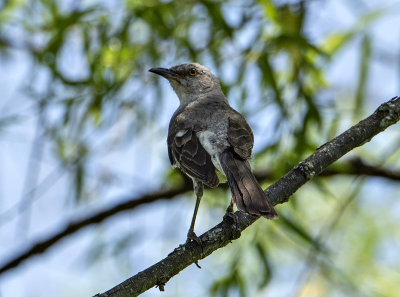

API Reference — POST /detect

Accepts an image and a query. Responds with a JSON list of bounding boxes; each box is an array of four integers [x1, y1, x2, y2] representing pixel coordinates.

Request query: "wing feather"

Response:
[[227, 111, 254, 159], [168, 125, 219, 188]]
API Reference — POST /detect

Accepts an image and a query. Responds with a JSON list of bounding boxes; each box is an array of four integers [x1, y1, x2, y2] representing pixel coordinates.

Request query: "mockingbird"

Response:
[[149, 63, 277, 243]]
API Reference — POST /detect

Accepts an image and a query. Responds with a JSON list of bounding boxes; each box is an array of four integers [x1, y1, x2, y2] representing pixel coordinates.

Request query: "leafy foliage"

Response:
[[0, 0, 400, 297]]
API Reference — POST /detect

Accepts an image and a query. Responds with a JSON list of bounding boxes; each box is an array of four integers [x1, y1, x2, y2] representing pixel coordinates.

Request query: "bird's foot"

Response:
[[186, 230, 202, 246], [186, 231, 202, 269], [223, 208, 238, 226], [223, 209, 241, 240]]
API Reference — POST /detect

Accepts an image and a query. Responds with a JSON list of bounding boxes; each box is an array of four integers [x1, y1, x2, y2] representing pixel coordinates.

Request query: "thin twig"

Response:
[[0, 181, 193, 274], [16, 107, 46, 239]]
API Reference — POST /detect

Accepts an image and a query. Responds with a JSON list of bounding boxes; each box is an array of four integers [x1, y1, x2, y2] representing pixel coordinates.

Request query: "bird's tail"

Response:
[[219, 150, 278, 219]]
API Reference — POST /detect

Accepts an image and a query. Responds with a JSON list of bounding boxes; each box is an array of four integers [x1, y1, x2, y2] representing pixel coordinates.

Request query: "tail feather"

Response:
[[219, 150, 278, 219]]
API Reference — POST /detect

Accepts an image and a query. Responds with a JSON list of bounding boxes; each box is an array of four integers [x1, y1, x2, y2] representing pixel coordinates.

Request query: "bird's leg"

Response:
[[186, 181, 203, 245], [225, 200, 234, 214]]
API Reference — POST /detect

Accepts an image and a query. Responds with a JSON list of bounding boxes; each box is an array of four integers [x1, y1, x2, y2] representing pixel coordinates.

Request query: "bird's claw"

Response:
[[186, 231, 202, 246], [223, 209, 241, 240], [223, 209, 238, 226], [186, 231, 203, 268]]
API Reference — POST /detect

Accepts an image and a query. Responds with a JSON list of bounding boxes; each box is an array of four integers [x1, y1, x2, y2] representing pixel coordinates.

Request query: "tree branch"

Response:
[[93, 96, 400, 297], [1, 98, 400, 277], [320, 157, 400, 181], [256, 157, 400, 182], [1, 160, 397, 276], [0, 182, 193, 274]]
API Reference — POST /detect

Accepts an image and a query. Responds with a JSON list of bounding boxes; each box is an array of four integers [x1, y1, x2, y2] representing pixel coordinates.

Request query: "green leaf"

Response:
[[322, 8, 386, 55], [355, 34, 371, 119], [74, 162, 84, 201], [322, 32, 356, 55], [255, 241, 272, 288], [257, 51, 284, 110], [279, 213, 326, 253], [259, 0, 279, 22]]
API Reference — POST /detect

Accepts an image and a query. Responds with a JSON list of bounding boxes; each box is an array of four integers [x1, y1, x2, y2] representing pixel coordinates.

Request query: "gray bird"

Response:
[[149, 63, 277, 243]]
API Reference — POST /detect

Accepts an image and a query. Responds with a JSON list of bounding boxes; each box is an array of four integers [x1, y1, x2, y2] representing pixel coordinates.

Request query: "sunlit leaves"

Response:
[[0, 1, 399, 296], [210, 256, 248, 297], [322, 31, 356, 56], [322, 8, 385, 56]]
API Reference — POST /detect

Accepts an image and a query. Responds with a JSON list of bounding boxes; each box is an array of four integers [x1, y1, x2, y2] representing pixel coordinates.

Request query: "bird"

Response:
[[149, 63, 277, 243]]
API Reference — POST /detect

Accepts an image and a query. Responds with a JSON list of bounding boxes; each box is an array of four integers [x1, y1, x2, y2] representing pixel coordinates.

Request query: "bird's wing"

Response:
[[168, 125, 219, 188], [227, 109, 254, 159]]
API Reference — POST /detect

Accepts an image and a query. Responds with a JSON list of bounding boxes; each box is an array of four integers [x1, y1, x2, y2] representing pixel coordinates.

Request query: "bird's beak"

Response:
[[149, 67, 178, 80]]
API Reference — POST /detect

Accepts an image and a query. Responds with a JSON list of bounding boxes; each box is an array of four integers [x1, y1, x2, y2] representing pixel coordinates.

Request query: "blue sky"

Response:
[[1, 1, 400, 296]]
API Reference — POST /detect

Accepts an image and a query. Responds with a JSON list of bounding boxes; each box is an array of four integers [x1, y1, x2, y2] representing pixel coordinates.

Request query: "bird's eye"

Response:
[[189, 68, 197, 76]]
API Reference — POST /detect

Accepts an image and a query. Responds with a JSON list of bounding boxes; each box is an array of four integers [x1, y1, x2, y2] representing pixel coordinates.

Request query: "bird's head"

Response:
[[149, 63, 223, 104]]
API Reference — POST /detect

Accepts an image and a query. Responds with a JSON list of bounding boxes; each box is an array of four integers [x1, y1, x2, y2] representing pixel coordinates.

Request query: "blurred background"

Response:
[[1, 0, 400, 296]]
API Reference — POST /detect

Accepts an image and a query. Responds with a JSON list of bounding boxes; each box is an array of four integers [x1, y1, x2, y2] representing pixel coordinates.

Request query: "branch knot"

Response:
[[296, 161, 316, 180]]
